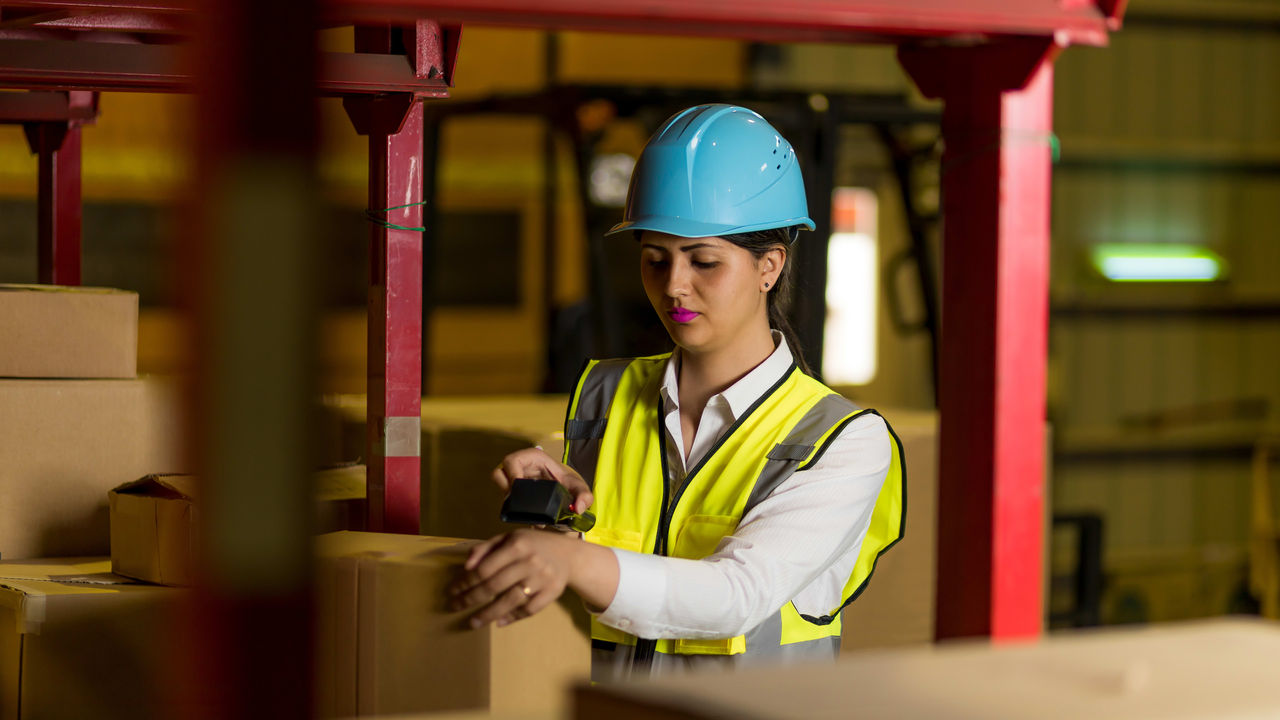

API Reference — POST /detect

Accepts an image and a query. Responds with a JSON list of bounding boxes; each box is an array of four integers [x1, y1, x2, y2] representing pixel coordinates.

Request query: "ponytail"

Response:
[[720, 227, 813, 376]]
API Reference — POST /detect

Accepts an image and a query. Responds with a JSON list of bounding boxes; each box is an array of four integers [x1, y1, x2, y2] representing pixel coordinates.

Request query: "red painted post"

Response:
[[366, 98, 424, 535], [24, 120, 82, 285], [899, 38, 1058, 641], [344, 23, 445, 535], [19, 91, 96, 286]]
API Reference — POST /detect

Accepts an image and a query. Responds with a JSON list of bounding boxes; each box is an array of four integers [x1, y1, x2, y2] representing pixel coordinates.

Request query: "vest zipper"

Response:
[[631, 366, 797, 673], [631, 398, 674, 672]]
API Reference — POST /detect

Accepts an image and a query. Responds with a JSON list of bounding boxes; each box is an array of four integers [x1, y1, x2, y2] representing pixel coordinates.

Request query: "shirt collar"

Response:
[[660, 330, 795, 419]]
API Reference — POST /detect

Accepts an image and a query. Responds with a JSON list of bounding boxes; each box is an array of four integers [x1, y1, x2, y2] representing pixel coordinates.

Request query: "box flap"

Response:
[[0, 558, 124, 585], [315, 531, 465, 561], [111, 473, 198, 501], [0, 560, 144, 635], [0, 283, 135, 296], [315, 465, 366, 502]]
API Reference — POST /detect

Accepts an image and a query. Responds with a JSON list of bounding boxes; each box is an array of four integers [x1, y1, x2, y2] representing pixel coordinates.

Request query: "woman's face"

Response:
[[638, 231, 781, 357]]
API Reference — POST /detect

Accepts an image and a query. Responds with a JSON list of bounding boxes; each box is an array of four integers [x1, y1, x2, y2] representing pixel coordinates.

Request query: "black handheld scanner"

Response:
[[500, 478, 596, 533]]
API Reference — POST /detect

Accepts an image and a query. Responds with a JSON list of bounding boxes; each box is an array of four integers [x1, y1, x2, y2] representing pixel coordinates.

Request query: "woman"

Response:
[[448, 104, 904, 679]]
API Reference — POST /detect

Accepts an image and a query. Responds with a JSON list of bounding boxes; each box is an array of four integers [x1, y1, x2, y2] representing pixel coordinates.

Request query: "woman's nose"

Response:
[[665, 261, 690, 297]]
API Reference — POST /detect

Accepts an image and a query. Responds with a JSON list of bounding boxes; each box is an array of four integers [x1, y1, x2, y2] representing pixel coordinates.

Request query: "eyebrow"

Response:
[[640, 242, 717, 253]]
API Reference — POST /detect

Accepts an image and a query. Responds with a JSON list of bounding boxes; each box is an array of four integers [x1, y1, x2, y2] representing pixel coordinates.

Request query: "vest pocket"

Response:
[[670, 635, 747, 655], [674, 514, 738, 560], [584, 526, 644, 553], [668, 515, 746, 655]]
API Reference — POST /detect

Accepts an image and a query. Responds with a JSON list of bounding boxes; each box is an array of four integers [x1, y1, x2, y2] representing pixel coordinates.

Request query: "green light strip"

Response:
[[1090, 244, 1226, 282]]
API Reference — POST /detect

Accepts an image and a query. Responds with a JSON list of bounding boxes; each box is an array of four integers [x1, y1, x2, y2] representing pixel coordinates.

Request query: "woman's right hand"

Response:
[[491, 447, 594, 513]]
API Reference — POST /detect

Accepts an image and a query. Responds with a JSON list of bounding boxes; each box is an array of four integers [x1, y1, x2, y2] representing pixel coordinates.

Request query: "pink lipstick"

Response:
[[668, 308, 699, 323]]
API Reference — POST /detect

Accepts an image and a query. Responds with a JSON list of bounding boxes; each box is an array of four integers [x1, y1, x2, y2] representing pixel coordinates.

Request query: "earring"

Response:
[[763, 282, 771, 289]]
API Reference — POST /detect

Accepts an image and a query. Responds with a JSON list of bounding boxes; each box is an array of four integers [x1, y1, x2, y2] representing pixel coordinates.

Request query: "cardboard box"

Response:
[[424, 396, 567, 541], [315, 398, 939, 646], [110, 465, 368, 585], [836, 409, 1054, 651], [315, 531, 590, 718], [838, 407, 937, 652], [575, 618, 1280, 720], [0, 284, 137, 379], [317, 397, 941, 647], [109, 474, 197, 586], [0, 377, 183, 560], [314, 464, 369, 535], [0, 557, 181, 720], [318, 395, 568, 540]]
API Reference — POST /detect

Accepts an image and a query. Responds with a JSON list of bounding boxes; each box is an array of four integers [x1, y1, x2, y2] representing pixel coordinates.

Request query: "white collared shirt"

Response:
[[595, 332, 892, 642]]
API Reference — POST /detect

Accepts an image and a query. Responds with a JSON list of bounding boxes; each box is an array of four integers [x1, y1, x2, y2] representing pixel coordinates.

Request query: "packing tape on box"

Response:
[[1, 580, 131, 635], [0, 584, 46, 635], [378, 416, 421, 458]]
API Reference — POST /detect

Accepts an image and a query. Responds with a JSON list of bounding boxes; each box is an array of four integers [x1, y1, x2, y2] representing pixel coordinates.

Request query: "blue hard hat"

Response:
[[606, 104, 815, 240]]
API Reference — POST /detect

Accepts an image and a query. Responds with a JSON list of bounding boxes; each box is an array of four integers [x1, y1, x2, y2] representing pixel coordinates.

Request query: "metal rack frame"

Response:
[[0, 1, 1125, 714]]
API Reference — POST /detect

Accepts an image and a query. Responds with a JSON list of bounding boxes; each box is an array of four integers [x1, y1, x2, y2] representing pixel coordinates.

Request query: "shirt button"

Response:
[[618, 619, 631, 629]]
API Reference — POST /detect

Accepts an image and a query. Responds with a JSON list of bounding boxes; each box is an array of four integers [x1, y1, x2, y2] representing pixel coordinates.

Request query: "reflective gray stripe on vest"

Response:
[[742, 393, 861, 517], [565, 358, 632, 488], [740, 607, 841, 665], [565, 418, 607, 440], [589, 610, 840, 682]]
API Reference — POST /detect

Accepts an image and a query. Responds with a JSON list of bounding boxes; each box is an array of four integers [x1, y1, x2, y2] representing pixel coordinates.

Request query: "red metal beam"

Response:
[[1096, 0, 1129, 28], [0, 10, 187, 33], [0, 37, 451, 95], [0, 88, 97, 122], [2, 1, 184, 12], [899, 37, 1057, 641], [1, 0, 1117, 45], [328, 0, 1113, 45]]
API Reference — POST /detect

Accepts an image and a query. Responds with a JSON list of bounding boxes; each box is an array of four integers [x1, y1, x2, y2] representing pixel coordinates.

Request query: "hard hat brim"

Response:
[[606, 215, 816, 240]]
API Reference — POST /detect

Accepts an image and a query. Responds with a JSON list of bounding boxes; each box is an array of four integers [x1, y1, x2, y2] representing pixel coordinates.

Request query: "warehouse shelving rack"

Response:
[[0, 1, 1125, 715]]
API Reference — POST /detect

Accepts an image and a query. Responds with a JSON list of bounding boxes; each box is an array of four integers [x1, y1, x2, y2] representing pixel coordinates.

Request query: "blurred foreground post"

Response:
[[182, 0, 320, 716]]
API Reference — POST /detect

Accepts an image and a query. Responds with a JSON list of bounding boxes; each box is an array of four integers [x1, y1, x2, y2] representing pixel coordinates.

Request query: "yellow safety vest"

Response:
[[563, 353, 905, 666]]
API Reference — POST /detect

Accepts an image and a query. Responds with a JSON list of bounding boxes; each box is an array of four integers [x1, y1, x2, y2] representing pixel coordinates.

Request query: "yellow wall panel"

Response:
[[0, 92, 189, 201], [753, 43, 915, 95], [449, 27, 548, 97], [557, 32, 744, 87]]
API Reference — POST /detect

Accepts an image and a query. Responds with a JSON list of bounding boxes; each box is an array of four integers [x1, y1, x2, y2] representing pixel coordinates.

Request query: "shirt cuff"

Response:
[[594, 548, 668, 636]]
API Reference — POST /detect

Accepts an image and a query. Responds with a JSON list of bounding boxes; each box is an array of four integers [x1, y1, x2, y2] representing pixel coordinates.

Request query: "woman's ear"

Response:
[[760, 247, 786, 289]]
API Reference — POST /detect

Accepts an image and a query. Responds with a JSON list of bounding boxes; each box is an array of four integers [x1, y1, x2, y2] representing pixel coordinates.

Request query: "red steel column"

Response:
[[899, 38, 1058, 641], [21, 91, 96, 285], [366, 98, 424, 534], [34, 124, 80, 284], [344, 23, 448, 535]]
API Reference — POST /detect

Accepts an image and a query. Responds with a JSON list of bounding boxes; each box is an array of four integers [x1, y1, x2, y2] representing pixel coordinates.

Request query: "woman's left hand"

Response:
[[448, 528, 578, 628]]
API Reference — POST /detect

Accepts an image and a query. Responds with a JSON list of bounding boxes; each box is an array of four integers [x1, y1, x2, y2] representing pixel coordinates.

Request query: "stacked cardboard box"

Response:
[[318, 394, 568, 540], [0, 284, 137, 379], [108, 465, 368, 585], [318, 396, 944, 652], [0, 557, 182, 720], [574, 618, 1280, 720], [0, 285, 183, 560], [315, 531, 590, 718], [838, 407, 937, 652]]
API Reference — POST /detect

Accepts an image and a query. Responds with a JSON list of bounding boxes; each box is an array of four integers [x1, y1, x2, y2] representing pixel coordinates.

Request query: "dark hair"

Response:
[[720, 227, 812, 376]]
